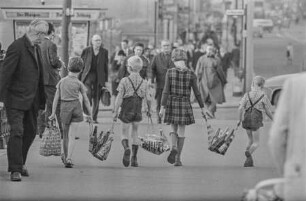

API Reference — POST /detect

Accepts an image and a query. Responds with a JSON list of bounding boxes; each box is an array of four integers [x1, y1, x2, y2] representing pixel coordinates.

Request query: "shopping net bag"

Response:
[[203, 115, 239, 155], [89, 122, 114, 161], [241, 178, 284, 201], [39, 119, 61, 157], [138, 117, 170, 155]]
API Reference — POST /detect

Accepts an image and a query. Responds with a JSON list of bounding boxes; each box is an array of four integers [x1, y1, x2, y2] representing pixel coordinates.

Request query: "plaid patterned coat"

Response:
[[161, 68, 204, 125]]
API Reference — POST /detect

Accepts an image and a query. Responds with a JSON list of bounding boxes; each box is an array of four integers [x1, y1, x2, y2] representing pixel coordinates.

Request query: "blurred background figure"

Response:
[[269, 74, 306, 201], [111, 49, 126, 112]]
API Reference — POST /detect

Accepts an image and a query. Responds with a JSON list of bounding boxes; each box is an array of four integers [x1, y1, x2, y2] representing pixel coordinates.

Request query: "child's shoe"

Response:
[[65, 159, 74, 168], [167, 148, 178, 164], [244, 150, 254, 167]]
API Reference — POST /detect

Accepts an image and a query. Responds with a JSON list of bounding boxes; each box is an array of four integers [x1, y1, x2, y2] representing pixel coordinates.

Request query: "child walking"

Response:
[[238, 76, 273, 167], [159, 49, 210, 166], [113, 55, 151, 167], [49, 57, 92, 168]]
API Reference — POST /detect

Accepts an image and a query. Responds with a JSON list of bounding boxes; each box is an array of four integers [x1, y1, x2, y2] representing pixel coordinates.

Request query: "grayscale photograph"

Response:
[[0, 0, 305, 201]]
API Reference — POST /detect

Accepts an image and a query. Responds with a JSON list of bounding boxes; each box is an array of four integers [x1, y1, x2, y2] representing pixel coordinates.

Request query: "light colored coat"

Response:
[[195, 55, 226, 104], [269, 74, 306, 201]]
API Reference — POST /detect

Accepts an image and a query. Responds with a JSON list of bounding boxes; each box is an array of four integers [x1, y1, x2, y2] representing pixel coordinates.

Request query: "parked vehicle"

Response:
[[265, 73, 300, 106]]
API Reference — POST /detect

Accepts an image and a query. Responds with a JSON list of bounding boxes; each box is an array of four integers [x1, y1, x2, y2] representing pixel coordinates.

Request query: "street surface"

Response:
[[0, 23, 305, 201], [0, 109, 277, 201]]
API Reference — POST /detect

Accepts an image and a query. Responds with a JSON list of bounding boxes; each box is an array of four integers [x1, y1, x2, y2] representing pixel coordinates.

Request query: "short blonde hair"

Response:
[[28, 19, 48, 35], [127, 56, 143, 72], [252, 76, 265, 88]]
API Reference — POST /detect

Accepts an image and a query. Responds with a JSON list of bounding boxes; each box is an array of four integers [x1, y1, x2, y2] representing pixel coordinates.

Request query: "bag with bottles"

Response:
[[203, 115, 239, 155], [89, 122, 114, 161], [138, 117, 170, 155]]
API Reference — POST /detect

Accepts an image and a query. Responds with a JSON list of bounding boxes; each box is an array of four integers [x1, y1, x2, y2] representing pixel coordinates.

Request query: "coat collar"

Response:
[[23, 34, 39, 69]]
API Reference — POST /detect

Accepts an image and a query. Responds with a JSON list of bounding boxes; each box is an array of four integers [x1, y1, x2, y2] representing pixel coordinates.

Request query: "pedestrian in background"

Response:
[[80, 34, 108, 124], [238, 76, 273, 167], [49, 57, 92, 168], [159, 49, 208, 167], [286, 42, 293, 65], [148, 40, 175, 124], [0, 19, 48, 181], [269, 74, 306, 201], [195, 45, 227, 118], [121, 39, 133, 57], [111, 49, 126, 112], [117, 42, 149, 80], [38, 22, 64, 138], [113, 56, 151, 168]]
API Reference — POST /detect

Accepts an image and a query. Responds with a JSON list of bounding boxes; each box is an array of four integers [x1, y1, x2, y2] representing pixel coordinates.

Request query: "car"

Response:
[[264, 73, 301, 106]]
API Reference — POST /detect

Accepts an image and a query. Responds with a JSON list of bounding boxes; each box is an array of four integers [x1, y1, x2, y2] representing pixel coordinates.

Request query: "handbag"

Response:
[[39, 119, 61, 157], [100, 87, 111, 106]]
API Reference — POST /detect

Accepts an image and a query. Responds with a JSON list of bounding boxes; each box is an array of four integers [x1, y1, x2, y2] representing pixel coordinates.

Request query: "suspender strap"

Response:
[[247, 93, 264, 109], [127, 77, 144, 96]]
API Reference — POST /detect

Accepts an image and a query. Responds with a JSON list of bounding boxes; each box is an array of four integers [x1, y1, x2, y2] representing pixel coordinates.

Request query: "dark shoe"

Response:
[[75, 136, 80, 140], [244, 151, 254, 167], [131, 145, 139, 167], [21, 166, 29, 177], [10, 172, 22, 182], [167, 148, 178, 164], [93, 120, 99, 124], [65, 159, 74, 168], [122, 149, 131, 167]]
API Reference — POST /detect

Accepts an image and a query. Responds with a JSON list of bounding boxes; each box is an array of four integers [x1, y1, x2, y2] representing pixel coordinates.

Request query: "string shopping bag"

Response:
[[39, 118, 61, 157], [138, 117, 170, 155], [203, 115, 239, 155], [90, 122, 115, 161]]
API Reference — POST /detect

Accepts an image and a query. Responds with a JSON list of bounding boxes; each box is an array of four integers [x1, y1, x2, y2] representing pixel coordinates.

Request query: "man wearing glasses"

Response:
[[38, 22, 64, 138], [80, 34, 108, 123], [0, 19, 49, 181], [148, 40, 175, 124]]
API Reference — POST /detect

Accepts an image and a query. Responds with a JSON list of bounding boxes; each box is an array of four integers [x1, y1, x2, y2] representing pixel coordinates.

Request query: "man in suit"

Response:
[[80, 34, 108, 123], [0, 19, 48, 181], [39, 22, 64, 137], [269, 74, 306, 201], [147, 40, 175, 123], [121, 39, 133, 57]]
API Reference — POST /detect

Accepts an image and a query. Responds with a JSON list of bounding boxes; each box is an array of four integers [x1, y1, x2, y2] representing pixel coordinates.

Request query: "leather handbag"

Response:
[[100, 87, 111, 106]]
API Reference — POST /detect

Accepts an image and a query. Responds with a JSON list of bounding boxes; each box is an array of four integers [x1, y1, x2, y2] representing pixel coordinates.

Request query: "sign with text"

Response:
[[226, 9, 244, 16], [1, 8, 105, 21]]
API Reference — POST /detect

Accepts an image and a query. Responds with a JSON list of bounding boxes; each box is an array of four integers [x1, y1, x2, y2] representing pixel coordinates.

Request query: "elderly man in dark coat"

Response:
[[148, 40, 175, 123], [80, 34, 108, 123], [0, 19, 48, 181]]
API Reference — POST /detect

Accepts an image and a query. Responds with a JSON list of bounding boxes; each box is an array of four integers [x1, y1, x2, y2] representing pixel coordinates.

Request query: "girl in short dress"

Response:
[[159, 49, 210, 166]]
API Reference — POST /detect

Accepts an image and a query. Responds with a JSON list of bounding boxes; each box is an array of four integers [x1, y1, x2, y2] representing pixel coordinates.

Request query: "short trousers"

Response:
[[60, 100, 84, 125]]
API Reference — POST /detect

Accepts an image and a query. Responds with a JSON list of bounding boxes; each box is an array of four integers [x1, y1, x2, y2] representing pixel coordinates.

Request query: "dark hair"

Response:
[[122, 39, 128, 44], [47, 23, 55, 35], [133, 42, 144, 53], [117, 50, 126, 56], [68, 57, 84, 73]]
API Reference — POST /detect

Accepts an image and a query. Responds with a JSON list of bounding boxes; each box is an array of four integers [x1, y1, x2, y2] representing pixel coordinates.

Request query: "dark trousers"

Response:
[[84, 72, 101, 121], [6, 104, 38, 173], [155, 88, 163, 123]]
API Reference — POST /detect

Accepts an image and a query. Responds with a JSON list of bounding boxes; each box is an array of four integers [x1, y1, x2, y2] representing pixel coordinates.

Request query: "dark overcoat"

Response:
[[80, 46, 108, 87], [0, 35, 45, 110]]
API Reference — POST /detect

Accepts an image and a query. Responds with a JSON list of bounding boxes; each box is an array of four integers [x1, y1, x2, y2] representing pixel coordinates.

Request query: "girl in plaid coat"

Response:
[[159, 49, 211, 166]]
